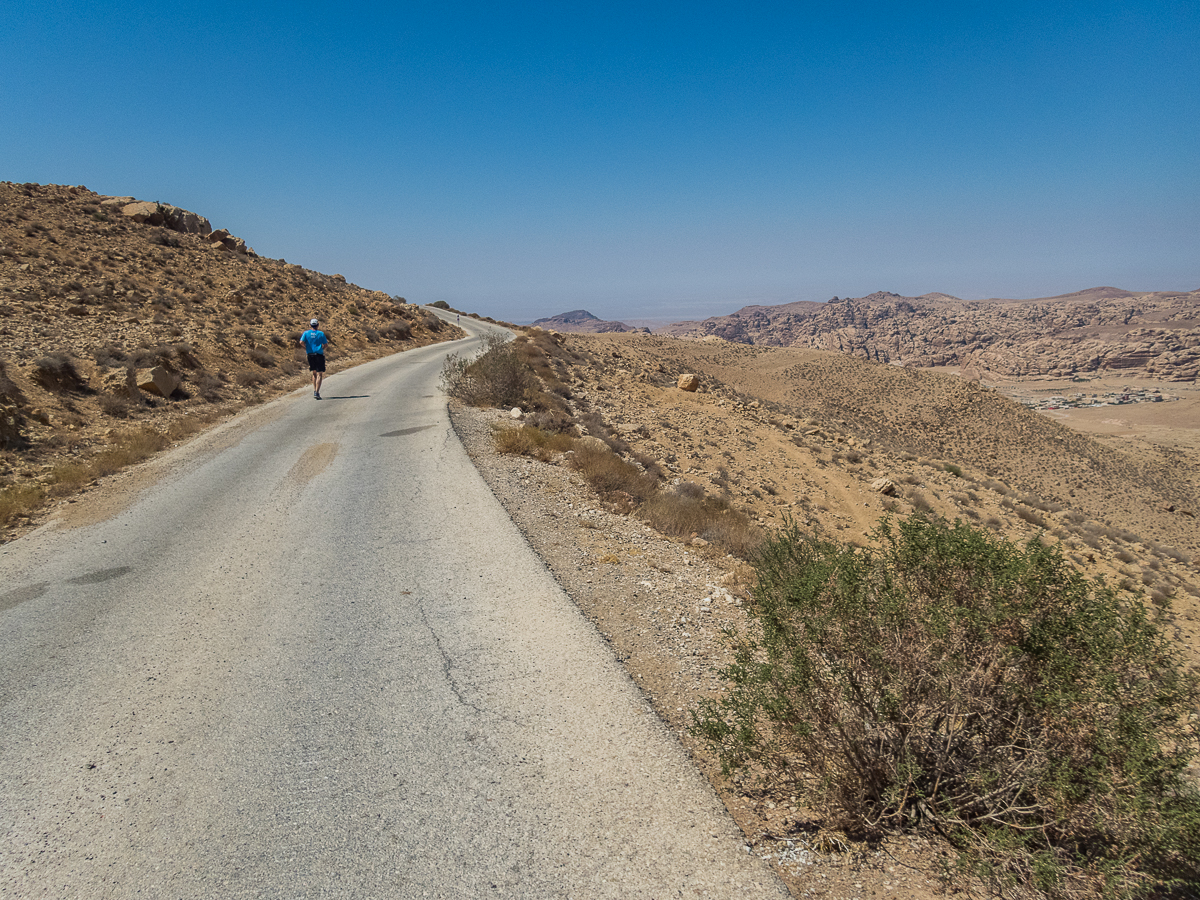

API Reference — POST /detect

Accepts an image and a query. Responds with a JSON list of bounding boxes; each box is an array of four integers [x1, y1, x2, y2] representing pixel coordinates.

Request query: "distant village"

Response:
[[1019, 387, 1173, 411]]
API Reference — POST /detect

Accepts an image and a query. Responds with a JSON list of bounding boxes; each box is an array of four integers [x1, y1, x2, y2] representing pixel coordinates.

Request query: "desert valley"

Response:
[[3, 182, 1198, 898]]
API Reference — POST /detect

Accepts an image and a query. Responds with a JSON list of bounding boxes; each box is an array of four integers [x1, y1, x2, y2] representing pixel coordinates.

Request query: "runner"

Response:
[[299, 318, 328, 399]]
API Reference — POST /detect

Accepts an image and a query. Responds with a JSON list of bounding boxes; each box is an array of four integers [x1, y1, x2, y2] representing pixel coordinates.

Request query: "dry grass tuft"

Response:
[[567, 441, 657, 507], [494, 425, 575, 461], [0, 483, 45, 527], [639, 485, 763, 558]]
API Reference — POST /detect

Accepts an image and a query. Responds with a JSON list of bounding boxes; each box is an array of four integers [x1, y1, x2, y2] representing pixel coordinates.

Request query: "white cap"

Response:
[[310, 319, 319, 326]]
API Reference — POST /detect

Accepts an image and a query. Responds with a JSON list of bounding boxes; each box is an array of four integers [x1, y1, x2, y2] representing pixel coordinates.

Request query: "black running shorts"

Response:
[[307, 353, 326, 372]]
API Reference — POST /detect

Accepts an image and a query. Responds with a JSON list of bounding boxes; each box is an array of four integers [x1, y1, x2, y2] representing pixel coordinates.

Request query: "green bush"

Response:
[[695, 514, 1200, 898]]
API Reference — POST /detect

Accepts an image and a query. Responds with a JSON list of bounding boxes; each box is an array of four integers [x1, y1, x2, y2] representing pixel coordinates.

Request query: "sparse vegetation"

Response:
[[696, 514, 1200, 899], [441, 333, 532, 408], [493, 424, 574, 461], [639, 483, 762, 557], [567, 440, 657, 511], [33, 352, 87, 393]]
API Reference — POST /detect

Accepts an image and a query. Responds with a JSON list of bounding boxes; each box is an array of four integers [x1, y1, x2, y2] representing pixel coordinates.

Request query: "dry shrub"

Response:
[[236, 369, 268, 387], [577, 411, 629, 454], [493, 425, 574, 461], [33, 352, 87, 393], [1015, 505, 1048, 529], [525, 404, 575, 434], [92, 345, 127, 368], [567, 441, 656, 506], [441, 333, 532, 408], [249, 347, 275, 368], [90, 426, 170, 475], [382, 320, 412, 340], [0, 483, 44, 527], [100, 393, 133, 418], [196, 373, 224, 402], [638, 485, 762, 559], [908, 489, 933, 513], [697, 515, 1200, 899]]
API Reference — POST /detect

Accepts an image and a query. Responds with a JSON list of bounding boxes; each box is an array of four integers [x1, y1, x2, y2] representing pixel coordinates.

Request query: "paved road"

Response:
[[0, 317, 788, 898]]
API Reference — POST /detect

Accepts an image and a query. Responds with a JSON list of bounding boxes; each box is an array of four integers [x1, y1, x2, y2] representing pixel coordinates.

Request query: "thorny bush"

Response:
[[695, 514, 1200, 899]]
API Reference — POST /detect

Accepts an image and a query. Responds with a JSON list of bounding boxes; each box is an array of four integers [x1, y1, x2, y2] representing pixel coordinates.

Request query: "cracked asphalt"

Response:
[[0, 317, 789, 898]]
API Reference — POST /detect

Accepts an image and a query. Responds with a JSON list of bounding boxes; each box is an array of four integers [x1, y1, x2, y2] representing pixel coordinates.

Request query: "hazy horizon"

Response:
[[4, 2, 1197, 325], [519, 283, 1200, 328]]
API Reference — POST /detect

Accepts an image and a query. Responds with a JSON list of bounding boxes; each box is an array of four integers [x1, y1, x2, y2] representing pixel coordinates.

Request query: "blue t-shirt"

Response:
[[301, 329, 327, 354]]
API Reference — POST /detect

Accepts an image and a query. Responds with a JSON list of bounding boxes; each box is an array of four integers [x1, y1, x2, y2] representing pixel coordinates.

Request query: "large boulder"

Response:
[[677, 373, 700, 392], [166, 207, 212, 235], [208, 228, 248, 254], [121, 201, 166, 225], [134, 366, 180, 398], [871, 477, 898, 496]]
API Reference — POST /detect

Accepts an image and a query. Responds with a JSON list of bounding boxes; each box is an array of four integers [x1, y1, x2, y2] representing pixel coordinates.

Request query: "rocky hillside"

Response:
[[657, 287, 1200, 381], [0, 181, 460, 525], [530, 309, 647, 333], [521, 331, 1200, 667]]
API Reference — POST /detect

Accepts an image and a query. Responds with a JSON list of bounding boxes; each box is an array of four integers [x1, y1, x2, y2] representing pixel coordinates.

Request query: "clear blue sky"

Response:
[[3, 1, 1197, 323]]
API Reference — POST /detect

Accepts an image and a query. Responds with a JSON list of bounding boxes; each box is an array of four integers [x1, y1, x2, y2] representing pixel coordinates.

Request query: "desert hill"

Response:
[[0, 181, 461, 529], [656, 287, 1200, 381], [527, 331, 1200, 666], [530, 309, 646, 333]]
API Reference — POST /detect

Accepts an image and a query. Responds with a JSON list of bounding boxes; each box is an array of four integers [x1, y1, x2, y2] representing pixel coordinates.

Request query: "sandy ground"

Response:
[[967, 372, 1200, 452]]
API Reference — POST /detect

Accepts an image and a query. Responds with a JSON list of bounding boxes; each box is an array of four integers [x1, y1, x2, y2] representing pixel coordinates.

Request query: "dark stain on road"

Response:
[[0, 582, 50, 612], [381, 425, 437, 437], [69, 566, 133, 586]]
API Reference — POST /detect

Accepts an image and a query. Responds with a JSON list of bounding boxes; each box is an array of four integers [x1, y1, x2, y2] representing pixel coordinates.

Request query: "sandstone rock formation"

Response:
[[208, 228, 250, 255], [676, 373, 700, 392], [658, 288, 1200, 382], [116, 200, 213, 235]]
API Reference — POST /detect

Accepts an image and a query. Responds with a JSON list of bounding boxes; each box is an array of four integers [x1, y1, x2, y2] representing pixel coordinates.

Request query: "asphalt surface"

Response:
[[0, 315, 790, 898]]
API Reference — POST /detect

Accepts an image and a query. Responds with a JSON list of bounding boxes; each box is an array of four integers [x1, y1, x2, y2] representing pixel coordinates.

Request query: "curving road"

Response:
[[0, 315, 789, 898]]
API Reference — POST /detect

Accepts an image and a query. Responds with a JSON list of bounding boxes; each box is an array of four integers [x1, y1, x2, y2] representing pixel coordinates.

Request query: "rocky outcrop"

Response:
[[115, 200, 212, 235], [657, 288, 1200, 382], [208, 228, 250, 255], [530, 309, 646, 333]]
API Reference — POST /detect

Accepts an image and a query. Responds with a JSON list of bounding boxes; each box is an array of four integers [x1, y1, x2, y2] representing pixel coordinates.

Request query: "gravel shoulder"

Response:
[[449, 402, 949, 900]]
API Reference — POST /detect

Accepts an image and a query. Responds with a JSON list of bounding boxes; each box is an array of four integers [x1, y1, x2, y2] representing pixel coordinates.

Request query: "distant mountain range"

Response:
[[649, 287, 1200, 381], [529, 309, 648, 334]]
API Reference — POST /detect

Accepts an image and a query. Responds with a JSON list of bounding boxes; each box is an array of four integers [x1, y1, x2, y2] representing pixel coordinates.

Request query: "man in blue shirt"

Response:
[[299, 318, 328, 399]]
